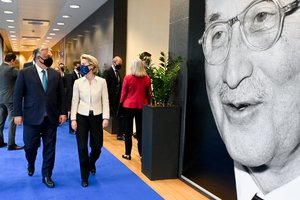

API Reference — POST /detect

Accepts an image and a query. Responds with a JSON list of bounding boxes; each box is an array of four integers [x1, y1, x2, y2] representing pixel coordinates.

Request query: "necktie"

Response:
[[115, 69, 120, 83], [42, 70, 47, 91], [252, 194, 263, 200]]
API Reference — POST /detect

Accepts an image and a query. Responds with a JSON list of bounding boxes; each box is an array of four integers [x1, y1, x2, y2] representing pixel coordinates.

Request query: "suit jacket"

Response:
[[13, 66, 66, 125], [66, 70, 80, 111], [0, 62, 18, 104], [23, 61, 33, 68], [102, 66, 122, 114]]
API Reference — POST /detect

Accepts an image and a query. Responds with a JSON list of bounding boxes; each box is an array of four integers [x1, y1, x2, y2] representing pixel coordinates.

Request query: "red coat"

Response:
[[120, 74, 151, 109]]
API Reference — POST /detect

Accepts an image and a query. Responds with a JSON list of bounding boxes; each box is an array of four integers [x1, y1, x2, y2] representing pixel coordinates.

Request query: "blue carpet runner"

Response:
[[0, 122, 163, 200]]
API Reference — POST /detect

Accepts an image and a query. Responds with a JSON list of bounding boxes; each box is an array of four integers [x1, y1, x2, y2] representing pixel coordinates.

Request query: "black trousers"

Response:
[[23, 117, 57, 178], [124, 108, 142, 156], [76, 113, 103, 181]]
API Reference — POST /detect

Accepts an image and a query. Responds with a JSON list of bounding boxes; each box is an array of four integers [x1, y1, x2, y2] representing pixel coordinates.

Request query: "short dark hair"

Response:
[[32, 48, 39, 58], [4, 52, 17, 62], [73, 60, 80, 66]]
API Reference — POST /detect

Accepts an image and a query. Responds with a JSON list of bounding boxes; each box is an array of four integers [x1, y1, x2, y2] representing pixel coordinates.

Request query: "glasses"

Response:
[[199, 0, 300, 65]]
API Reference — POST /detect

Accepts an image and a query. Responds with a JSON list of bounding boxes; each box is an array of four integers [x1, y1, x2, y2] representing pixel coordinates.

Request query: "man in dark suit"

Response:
[[23, 48, 39, 68], [14, 46, 67, 188], [102, 56, 124, 140], [0, 53, 23, 150], [66, 60, 81, 134]]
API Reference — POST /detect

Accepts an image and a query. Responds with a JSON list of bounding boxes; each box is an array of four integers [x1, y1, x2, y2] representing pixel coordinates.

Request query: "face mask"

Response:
[[115, 64, 122, 70], [76, 66, 81, 71], [40, 57, 53, 68], [80, 65, 91, 76]]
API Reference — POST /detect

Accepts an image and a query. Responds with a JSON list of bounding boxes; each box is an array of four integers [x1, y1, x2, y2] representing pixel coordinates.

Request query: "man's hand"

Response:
[[59, 115, 67, 125], [14, 116, 23, 126]]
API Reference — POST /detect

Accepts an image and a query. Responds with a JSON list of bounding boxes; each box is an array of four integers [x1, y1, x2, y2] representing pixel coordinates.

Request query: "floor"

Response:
[[103, 131, 209, 200]]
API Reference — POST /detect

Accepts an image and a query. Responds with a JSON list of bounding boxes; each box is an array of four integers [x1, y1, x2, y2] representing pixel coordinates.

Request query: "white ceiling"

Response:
[[0, 0, 107, 52]]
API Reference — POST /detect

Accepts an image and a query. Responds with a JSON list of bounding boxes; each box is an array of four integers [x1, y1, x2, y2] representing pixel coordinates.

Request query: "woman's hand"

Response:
[[71, 120, 77, 131], [102, 119, 109, 128]]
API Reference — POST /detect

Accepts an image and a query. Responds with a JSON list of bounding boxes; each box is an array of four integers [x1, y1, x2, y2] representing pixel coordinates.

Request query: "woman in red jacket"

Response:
[[119, 59, 151, 160]]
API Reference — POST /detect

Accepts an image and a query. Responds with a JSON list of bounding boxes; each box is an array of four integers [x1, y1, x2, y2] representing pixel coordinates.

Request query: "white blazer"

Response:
[[71, 76, 110, 120]]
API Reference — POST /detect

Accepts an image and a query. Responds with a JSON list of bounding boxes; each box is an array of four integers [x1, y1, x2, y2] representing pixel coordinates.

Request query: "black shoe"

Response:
[[117, 136, 124, 141], [7, 144, 24, 151], [133, 132, 137, 139], [42, 177, 55, 188], [90, 168, 96, 175], [0, 142, 7, 148], [27, 165, 35, 176], [81, 181, 88, 187], [122, 154, 131, 160]]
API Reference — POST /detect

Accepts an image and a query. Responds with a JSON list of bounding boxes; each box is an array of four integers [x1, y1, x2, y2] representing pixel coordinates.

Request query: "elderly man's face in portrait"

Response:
[[203, 0, 300, 167]]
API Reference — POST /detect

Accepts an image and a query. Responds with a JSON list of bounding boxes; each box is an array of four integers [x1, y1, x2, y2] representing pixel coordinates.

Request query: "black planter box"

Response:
[[141, 105, 180, 180]]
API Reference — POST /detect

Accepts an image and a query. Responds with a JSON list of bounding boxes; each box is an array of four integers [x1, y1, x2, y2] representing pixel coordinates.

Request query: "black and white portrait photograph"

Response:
[[186, 0, 300, 199]]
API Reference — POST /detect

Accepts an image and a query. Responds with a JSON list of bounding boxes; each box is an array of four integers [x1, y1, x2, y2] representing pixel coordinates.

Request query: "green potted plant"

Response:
[[140, 51, 183, 106], [139, 51, 183, 180]]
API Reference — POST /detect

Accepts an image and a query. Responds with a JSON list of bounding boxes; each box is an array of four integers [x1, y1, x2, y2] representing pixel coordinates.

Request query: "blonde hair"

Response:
[[130, 59, 147, 77], [80, 54, 99, 74]]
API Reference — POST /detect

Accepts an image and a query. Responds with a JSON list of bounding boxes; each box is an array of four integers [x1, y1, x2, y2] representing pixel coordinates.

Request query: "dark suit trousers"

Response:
[[76, 113, 103, 181], [124, 108, 143, 156], [0, 103, 17, 146], [23, 117, 57, 178]]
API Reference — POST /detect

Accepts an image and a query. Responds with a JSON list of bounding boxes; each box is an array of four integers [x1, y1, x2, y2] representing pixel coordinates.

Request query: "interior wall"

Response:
[[63, 0, 114, 74], [126, 0, 170, 74]]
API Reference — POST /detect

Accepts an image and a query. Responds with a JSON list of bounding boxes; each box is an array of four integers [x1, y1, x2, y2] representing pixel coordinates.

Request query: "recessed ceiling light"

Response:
[[49, 33, 56, 36], [11, 38, 16, 41], [69, 4, 80, 8], [9, 30, 15, 33], [45, 40, 50, 42], [4, 10, 13, 14], [1, 0, 13, 3], [57, 22, 64, 26], [8, 25, 15, 28], [10, 35, 16, 37], [62, 15, 71, 18], [46, 37, 52, 39], [53, 28, 60, 31], [6, 19, 14, 22]]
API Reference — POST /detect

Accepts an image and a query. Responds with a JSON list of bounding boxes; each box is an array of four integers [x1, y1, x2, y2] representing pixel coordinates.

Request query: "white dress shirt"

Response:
[[234, 162, 300, 200], [70, 76, 110, 120], [35, 64, 47, 84]]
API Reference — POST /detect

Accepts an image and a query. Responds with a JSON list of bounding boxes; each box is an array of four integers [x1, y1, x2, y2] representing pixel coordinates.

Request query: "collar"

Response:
[[111, 65, 117, 71], [84, 75, 98, 82], [35, 64, 47, 73], [234, 162, 300, 200]]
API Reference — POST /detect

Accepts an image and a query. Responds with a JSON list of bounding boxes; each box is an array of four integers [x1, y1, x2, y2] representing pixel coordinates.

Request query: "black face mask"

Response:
[[40, 57, 53, 68], [76, 66, 81, 71], [115, 64, 122, 70]]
